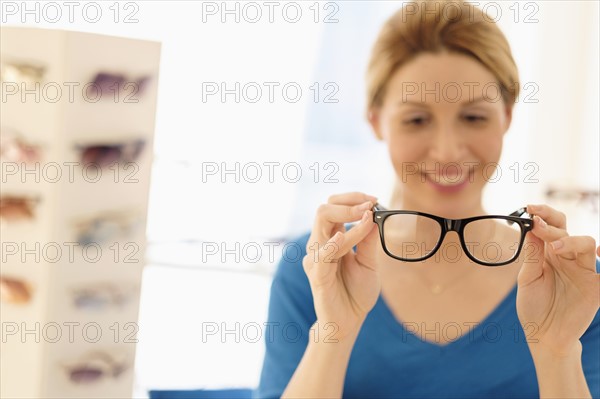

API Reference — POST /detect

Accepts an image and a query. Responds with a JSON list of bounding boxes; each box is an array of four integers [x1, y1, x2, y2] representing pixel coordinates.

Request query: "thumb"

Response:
[[517, 231, 545, 286], [355, 223, 380, 271]]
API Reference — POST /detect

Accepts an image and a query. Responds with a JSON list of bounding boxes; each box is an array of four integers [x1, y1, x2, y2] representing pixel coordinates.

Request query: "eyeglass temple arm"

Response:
[[372, 203, 387, 212], [505, 206, 531, 226], [509, 207, 530, 218]]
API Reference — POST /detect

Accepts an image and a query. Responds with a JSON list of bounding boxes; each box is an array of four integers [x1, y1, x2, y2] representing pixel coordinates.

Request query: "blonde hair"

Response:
[[366, 0, 519, 115]]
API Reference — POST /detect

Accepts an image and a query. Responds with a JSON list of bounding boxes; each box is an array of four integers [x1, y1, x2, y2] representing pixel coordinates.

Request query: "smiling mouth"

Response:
[[422, 171, 474, 192]]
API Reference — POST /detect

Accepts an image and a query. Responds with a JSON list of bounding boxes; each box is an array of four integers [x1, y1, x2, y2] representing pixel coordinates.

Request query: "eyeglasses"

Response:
[[546, 187, 599, 214], [70, 282, 137, 311], [0, 195, 41, 222], [0, 275, 32, 304], [73, 210, 142, 245], [0, 60, 46, 85], [62, 351, 128, 384], [89, 72, 151, 99], [74, 139, 146, 168], [0, 127, 42, 163], [372, 204, 533, 266]]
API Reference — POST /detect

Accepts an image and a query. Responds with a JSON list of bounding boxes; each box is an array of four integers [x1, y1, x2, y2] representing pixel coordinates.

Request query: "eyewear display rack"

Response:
[[0, 27, 160, 398]]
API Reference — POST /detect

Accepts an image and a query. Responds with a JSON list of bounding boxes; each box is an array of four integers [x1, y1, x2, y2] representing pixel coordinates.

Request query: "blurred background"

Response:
[[1, 0, 598, 397]]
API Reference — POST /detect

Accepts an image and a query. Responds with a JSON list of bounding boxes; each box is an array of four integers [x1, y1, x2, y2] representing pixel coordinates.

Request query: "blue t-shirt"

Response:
[[255, 232, 600, 398]]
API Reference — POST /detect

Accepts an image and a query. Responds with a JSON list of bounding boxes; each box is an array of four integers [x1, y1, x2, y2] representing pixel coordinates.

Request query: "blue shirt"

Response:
[[256, 232, 600, 398]]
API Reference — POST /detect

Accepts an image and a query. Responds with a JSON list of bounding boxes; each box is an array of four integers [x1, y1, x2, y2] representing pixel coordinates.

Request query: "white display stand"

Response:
[[0, 27, 160, 399]]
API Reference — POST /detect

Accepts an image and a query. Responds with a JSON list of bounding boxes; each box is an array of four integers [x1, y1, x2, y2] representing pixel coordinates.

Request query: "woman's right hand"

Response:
[[302, 192, 382, 342]]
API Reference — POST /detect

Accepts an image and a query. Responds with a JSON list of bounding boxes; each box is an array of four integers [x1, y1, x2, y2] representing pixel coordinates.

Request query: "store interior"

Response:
[[1, 1, 599, 398]]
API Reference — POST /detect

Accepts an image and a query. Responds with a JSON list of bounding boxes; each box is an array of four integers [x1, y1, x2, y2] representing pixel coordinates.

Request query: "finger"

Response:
[[317, 202, 374, 224], [527, 204, 567, 229], [597, 245, 600, 258], [306, 210, 376, 274], [317, 231, 346, 264], [549, 235, 598, 268], [355, 221, 381, 272], [518, 232, 544, 287], [529, 215, 568, 243], [304, 231, 345, 270], [304, 232, 345, 284], [311, 201, 373, 245], [327, 192, 378, 206], [335, 210, 376, 256]]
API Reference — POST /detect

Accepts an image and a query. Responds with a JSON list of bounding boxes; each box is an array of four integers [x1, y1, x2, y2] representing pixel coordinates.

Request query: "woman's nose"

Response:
[[428, 128, 466, 162]]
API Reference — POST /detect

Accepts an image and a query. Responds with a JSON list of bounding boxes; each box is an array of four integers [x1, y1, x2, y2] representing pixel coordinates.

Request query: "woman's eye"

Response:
[[404, 117, 427, 126], [464, 115, 487, 123]]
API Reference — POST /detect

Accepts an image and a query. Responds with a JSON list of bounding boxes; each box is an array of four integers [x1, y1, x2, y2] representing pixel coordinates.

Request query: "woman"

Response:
[[256, 1, 600, 397]]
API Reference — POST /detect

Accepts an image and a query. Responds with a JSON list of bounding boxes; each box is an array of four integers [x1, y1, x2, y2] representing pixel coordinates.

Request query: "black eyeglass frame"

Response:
[[372, 204, 534, 266]]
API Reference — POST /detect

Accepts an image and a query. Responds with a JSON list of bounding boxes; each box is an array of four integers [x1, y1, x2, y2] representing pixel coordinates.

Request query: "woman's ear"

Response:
[[503, 103, 513, 134], [368, 108, 384, 141]]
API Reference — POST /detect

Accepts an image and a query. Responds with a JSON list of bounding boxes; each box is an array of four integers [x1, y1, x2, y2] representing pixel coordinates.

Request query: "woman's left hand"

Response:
[[516, 204, 600, 357]]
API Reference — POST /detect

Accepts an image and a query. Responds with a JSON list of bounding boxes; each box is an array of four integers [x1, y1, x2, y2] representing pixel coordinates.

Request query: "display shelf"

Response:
[[0, 26, 160, 399]]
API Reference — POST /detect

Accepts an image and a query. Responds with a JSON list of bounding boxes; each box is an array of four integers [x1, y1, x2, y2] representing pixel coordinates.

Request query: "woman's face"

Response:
[[369, 51, 513, 218]]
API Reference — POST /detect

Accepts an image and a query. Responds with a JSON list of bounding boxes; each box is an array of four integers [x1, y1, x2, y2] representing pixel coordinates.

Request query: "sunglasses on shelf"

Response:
[[545, 187, 599, 213], [70, 282, 137, 311], [0, 275, 33, 304], [88, 72, 151, 99], [61, 351, 128, 385], [74, 139, 146, 168], [0, 60, 46, 85], [0, 127, 42, 163], [73, 209, 143, 245], [0, 195, 41, 222]]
